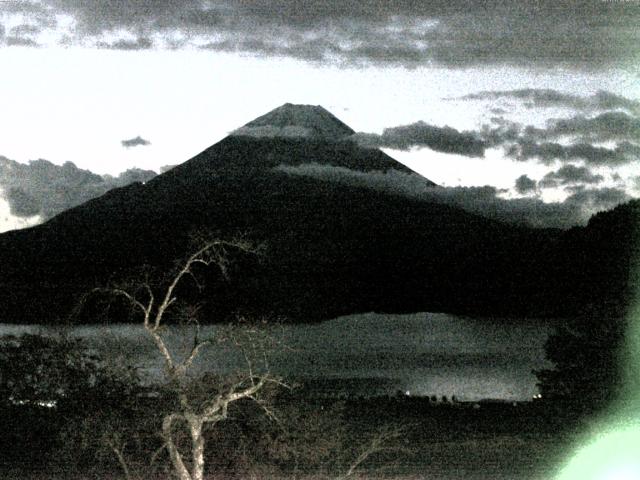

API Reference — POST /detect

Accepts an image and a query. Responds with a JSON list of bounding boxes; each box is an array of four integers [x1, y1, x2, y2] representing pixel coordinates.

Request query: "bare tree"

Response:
[[338, 426, 407, 480], [91, 238, 279, 480]]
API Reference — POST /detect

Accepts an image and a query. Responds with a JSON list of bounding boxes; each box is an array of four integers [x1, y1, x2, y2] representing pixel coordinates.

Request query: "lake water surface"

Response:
[[0, 312, 554, 401]]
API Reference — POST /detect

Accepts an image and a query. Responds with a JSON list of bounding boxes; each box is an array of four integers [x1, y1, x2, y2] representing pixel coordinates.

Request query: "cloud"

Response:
[[456, 89, 640, 115], [507, 140, 640, 166], [0, 156, 157, 220], [343, 100, 640, 168], [6, 186, 40, 217], [43, 0, 206, 33], [6, 36, 39, 47], [0, 1, 57, 33], [515, 175, 537, 194], [231, 125, 315, 139], [274, 163, 631, 228], [526, 111, 640, 143], [3, 23, 41, 47], [102, 167, 157, 187], [539, 165, 604, 189], [565, 186, 630, 210], [4, 0, 638, 69], [121, 135, 151, 148], [480, 111, 640, 166], [1, 0, 55, 18], [351, 122, 486, 157], [480, 118, 523, 147], [96, 36, 153, 50], [9, 24, 42, 36]]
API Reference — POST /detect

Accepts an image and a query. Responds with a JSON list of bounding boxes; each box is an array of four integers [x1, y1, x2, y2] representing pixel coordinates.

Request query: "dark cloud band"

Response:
[[506, 141, 639, 166], [352, 122, 486, 157], [456, 89, 640, 115], [481, 108, 640, 166], [539, 165, 604, 189], [525, 112, 640, 142], [2, 1, 638, 69]]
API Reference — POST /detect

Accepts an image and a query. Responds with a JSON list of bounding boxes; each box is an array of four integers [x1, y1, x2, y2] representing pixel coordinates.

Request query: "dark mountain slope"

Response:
[[164, 135, 426, 178], [0, 163, 554, 323]]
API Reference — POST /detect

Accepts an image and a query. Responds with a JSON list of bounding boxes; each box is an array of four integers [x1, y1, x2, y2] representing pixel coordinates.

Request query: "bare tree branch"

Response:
[[153, 239, 255, 332], [105, 436, 137, 480], [339, 426, 407, 480]]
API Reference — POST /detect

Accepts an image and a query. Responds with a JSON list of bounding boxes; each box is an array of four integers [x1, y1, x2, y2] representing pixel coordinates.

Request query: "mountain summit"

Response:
[[180, 103, 423, 176], [232, 103, 355, 140]]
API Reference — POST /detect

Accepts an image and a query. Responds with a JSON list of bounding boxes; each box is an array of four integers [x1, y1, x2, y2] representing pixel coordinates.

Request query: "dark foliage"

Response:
[[534, 199, 640, 421], [0, 333, 145, 472], [535, 298, 631, 421]]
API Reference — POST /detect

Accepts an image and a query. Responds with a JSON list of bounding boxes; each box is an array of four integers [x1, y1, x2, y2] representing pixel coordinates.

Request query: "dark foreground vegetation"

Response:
[[0, 373, 572, 480]]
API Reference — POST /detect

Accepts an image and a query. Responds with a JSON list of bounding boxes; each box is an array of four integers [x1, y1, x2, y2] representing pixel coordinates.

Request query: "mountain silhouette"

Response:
[[0, 104, 636, 325]]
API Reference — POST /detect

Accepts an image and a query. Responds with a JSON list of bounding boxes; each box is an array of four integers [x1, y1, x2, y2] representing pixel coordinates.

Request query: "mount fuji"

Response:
[[0, 104, 634, 324]]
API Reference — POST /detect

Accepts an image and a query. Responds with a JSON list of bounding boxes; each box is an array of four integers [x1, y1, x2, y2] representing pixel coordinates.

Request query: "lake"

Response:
[[0, 312, 554, 401]]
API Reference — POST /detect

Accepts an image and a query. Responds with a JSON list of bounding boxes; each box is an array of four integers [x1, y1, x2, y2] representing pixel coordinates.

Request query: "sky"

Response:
[[1, 0, 639, 231]]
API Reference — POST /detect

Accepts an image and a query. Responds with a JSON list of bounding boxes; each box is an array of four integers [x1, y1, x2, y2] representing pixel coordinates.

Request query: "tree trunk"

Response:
[[190, 418, 206, 480], [163, 414, 192, 480]]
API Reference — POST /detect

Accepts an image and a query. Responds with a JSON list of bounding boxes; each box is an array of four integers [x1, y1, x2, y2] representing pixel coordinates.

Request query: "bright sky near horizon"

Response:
[[1, 0, 639, 231], [1, 46, 637, 179]]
